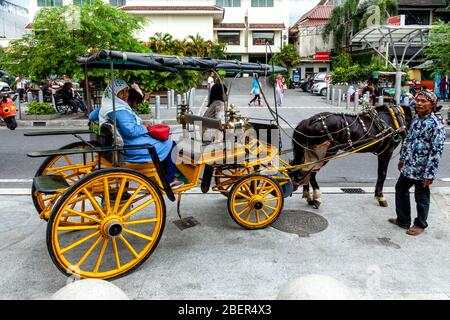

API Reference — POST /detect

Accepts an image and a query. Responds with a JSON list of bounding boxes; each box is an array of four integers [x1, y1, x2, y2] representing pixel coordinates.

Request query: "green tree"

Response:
[[269, 44, 300, 84], [424, 20, 450, 75], [0, 0, 147, 81], [323, 0, 397, 51]]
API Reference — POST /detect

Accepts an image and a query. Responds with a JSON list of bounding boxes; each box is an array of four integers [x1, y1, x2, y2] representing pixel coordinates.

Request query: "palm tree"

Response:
[[148, 32, 173, 53]]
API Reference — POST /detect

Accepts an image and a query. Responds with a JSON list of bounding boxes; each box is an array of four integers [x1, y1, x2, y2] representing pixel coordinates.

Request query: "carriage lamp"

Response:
[[176, 101, 192, 126], [226, 104, 246, 130]]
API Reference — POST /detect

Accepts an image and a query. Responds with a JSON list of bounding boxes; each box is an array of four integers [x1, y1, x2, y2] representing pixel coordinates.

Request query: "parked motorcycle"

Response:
[[0, 93, 18, 130]]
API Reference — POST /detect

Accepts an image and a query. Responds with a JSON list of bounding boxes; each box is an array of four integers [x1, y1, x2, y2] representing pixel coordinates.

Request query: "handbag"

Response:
[[147, 124, 170, 141]]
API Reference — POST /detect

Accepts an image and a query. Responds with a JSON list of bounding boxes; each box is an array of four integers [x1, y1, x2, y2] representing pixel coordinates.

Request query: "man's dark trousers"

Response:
[[395, 173, 430, 229]]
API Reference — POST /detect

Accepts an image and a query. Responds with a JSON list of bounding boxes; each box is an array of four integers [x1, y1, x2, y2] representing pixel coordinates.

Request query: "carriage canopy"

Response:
[[76, 50, 287, 74]]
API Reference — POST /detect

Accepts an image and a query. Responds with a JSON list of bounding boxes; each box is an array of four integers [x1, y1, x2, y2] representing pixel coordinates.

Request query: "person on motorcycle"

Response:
[[0, 93, 18, 130]]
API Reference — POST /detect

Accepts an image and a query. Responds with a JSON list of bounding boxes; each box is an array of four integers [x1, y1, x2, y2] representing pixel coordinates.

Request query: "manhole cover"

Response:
[[272, 210, 328, 237], [341, 188, 366, 194]]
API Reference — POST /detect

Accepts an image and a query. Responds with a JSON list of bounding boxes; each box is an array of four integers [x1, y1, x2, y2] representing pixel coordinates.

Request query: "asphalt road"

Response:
[[1, 89, 450, 189]]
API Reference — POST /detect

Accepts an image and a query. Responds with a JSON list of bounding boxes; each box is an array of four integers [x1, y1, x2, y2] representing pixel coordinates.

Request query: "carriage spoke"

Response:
[[123, 218, 158, 226], [58, 225, 100, 231], [261, 187, 276, 198], [122, 228, 153, 242], [242, 183, 253, 196], [116, 186, 145, 217], [111, 238, 121, 269], [113, 178, 127, 215], [119, 235, 139, 259], [93, 238, 109, 273], [103, 178, 111, 215], [244, 208, 254, 222], [83, 188, 106, 218], [258, 181, 267, 195], [120, 194, 153, 220], [60, 231, 100, 254], [263, 204, 278, 211], [63, 155, 75, 166], [237, 206, 250, 216], [64, 208, 102, 224], [76, 235, 102, 267], [260, 208, 271, 219], [234, 201, 249, 206], [236, 191, 251, 200], [262, 197, 278, 202]]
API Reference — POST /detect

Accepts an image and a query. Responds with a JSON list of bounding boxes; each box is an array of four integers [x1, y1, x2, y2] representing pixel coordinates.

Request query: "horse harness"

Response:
[[316, 106, 407, 154]]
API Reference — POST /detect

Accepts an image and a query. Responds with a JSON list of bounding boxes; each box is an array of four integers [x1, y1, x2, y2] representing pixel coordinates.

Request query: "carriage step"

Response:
[[33, 175, 70, 194]]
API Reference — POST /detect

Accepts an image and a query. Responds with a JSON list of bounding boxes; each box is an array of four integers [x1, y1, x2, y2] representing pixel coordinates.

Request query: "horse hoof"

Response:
[[378, 199, 388, 207], [312, 200, 321, 209], [307, 200, 315, 206]]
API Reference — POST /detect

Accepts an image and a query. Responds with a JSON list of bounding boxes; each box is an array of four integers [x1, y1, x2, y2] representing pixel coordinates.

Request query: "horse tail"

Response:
[[292, 122, 307, 165]]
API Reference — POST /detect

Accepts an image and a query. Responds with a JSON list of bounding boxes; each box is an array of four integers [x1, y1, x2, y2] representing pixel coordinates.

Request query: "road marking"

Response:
[[197, 95, 209, 116], [0, 179, 33, 183]]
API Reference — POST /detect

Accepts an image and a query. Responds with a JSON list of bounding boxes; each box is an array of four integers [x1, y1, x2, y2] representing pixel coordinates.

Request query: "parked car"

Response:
[[0, 81, 13, 94], [311, 81, 328, 96], [0, 70, 10, 84], [310, 72, 331, 96], [313, 71, 331, 83]]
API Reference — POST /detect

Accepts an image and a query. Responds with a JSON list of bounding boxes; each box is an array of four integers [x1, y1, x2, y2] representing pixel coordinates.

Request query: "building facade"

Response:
[[27, 0, 289, 63], [0, 0, 29, 47], [289, 0, 333, 79]]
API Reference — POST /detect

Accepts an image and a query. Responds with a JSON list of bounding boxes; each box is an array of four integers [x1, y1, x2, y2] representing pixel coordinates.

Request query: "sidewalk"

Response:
[[1, 188, 450, 299]]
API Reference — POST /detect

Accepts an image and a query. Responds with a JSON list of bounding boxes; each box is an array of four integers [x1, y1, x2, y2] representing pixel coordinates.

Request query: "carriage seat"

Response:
[[92, 121, 125, 165], [33, 174, 70, 194]]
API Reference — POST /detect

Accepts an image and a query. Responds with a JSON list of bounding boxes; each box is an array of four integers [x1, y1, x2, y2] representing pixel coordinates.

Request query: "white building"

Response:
[[289, 0, 333, 79], [0, 0, 29, 47], [27, 0, 289, 63]]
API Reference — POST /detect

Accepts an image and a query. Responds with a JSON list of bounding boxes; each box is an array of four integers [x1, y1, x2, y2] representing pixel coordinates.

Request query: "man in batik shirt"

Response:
[[389, 90, 445, 236]]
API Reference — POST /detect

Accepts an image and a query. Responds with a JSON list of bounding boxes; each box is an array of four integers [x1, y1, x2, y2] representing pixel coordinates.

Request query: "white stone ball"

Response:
[[277, 274, 356, 300], [51, 279, 129, 300]]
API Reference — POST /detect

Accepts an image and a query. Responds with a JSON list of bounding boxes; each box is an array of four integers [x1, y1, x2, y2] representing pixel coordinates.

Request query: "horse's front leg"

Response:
[[309, 172, 321, 209], [375, 151, 393, 207], [302, 184, 314, 205]]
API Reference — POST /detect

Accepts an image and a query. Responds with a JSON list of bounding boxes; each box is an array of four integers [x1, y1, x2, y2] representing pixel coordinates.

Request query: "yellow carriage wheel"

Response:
[[227, 174, 284, 229], [214, 166, 252, 197], [32, 141, 99, 222], [47, 168, 166, 280]]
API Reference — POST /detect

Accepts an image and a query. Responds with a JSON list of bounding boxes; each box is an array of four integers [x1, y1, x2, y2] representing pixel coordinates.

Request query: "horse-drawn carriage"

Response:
[[26, 50, 413, 280]]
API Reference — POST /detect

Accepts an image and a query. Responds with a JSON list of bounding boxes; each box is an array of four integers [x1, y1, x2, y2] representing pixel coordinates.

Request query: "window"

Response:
[[398, 10, 430, 25], [319, 68, 328, 72], [251, 0, 274, 7], [227, 55, 242, 61], [216, 0, 241, 7], [218, 31, 240, 45], [73, 0, 93, 4], [253, 31, 274, 45], [433, 11, 450, 23], [37, 0, 63, 7], [109, 0, 126, 7]]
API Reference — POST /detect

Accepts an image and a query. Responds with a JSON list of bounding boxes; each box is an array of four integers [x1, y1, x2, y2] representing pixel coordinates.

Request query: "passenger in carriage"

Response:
[[89, 80, 183, 188], [202, 78, 227, 142]]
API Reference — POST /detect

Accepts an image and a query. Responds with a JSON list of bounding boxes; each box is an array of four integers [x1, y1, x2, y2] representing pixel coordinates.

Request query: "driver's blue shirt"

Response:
[[89, 108, 172, 163], [399, 113, 445, 180]]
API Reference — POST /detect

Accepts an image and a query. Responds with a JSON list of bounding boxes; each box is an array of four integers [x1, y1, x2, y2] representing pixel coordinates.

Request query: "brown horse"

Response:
[[291, 105, 413, 208]]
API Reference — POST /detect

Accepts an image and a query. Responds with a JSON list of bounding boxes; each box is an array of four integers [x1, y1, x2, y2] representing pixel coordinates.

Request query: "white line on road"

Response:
[[0, 179, 33, 183], [197, 95, 209, 116]]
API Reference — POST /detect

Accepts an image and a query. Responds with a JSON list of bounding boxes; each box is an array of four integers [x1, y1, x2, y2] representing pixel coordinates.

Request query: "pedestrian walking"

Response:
[[388, 90, 445, 236], [275, 74, 284, 107], [248, 73, 261, 106], [15, 77, 25, 102], [439, 77, 447, 102], [207, 72, 215, 97]]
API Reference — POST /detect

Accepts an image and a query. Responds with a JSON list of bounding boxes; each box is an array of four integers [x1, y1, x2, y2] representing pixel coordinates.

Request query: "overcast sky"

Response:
[[7, 0, 320, 27]]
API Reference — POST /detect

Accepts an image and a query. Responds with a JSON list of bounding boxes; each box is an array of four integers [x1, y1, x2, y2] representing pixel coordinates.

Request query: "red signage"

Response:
[[314, 52, 330, 61], [387, 15, 405, 26]]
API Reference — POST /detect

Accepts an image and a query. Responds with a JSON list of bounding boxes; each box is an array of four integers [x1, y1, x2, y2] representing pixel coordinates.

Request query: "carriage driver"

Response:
[[89, 79, 183, 188], [388, 90, 445, 236]]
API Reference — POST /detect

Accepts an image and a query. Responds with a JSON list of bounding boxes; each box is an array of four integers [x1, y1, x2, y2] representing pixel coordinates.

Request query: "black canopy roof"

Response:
[[76, 50, 286, 74]]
